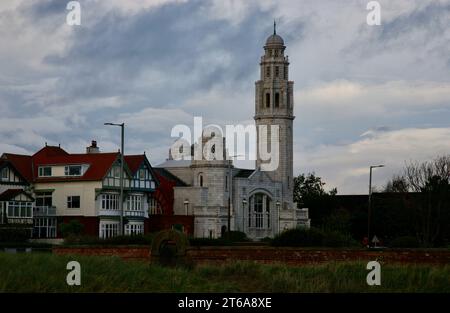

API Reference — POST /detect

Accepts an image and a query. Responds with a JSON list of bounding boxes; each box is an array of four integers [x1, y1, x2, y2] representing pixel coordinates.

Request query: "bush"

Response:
[[322, 231, 358, 247], [0, 227, 30, 243], [271, 227, 359, 247], [221, 231, 248, 242], [389, 236, 420, 248], [272, 227, 325, 247], [60, 220, 84, 237]]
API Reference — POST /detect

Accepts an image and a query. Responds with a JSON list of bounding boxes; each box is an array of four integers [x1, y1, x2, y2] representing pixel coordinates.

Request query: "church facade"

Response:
[[157, 28, 310, 239]]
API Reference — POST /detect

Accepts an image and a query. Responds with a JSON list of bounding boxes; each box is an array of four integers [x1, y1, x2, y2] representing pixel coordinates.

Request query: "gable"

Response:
[[0, 162, 28, 186]]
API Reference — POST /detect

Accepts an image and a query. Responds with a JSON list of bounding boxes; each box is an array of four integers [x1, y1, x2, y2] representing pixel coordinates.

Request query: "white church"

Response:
[[157, 27, 310, 239]]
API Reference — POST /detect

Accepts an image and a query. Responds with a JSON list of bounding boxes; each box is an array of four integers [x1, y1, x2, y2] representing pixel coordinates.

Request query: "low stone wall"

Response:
[[53, 246, 450, 265]]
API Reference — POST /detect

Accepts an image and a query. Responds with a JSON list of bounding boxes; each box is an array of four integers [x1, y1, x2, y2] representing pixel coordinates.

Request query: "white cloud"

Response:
[[296, 127, 450, 194]]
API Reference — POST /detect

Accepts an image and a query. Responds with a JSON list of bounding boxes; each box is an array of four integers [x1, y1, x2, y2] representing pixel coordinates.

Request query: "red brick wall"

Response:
[[185, 247, 450, 265], [53, 246, 150, 261], [53, 246, 450, 265]]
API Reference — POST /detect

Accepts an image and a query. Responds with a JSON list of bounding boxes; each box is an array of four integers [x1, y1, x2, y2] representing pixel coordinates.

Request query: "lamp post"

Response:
[[368, 164, 384, 246], [227, 154, 243, 238], [105, 122, 125, 236], [242, 198, 247, 232], [276, 200, 281, 234]]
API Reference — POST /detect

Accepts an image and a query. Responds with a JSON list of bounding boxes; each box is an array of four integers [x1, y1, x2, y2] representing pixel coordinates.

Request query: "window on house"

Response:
[[33, 217, 57, 238], [100, 222, 119, 238], [139, 169, 146, 180], [38, 166, 52, 177], [36, 192, 52, 207], [101, 194, 119, 210], [265, 93, 270, 108], [149, 197, 162, 215], [7, 201, 32, 218], [127, 195, 142, 211], [67, 196, 80, 209], [275, 93, 280, 107], [1, 168, 8, 180], [125, 223, 144, 235], [65, 165, 82, 176], [275, 66, 279, 78], [112, 166, 120, 178]]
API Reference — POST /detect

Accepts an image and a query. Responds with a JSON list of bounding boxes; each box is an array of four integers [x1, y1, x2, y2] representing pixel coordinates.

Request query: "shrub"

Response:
[[0, 227, 30, 243], [389, 236, 420, 248], [221, 231, 248, 242], [322, 231, 358, 247], [60, 220, 84, 237], [272, 227, 324, 247]]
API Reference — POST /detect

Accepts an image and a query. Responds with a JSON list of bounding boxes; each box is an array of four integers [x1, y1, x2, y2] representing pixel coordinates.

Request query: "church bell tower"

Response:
[[255, 22, 295, 209]]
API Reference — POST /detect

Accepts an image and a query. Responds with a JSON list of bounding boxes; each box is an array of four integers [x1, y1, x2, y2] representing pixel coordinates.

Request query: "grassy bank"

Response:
[[0, 253, 449, 292]]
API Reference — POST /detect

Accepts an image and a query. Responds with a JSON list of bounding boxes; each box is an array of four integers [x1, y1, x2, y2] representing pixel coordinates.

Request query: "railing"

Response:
[[33, 206, 57, 216], [124, 210, 145, 217], [98, 209, 121, 216]]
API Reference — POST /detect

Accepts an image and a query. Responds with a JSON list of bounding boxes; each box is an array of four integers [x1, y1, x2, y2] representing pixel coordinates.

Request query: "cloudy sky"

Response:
[[0, 0, 449, 194]]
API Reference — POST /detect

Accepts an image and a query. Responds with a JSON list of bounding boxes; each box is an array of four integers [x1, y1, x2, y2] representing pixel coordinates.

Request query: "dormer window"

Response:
[[65, 165, 82, 176], [1, 168, 8, 180], [38, 166, 52, 177]]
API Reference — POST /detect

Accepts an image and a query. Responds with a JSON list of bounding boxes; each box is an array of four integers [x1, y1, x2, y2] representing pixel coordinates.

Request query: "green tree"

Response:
[[294, 173, 337, 206]]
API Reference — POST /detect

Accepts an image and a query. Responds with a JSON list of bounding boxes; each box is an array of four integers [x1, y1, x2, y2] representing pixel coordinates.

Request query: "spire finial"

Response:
[[273, 20, 276, 35]]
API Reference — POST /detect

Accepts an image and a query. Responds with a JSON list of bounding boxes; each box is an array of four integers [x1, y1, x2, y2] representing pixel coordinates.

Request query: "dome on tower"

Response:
[[265, 33, 284, 46]]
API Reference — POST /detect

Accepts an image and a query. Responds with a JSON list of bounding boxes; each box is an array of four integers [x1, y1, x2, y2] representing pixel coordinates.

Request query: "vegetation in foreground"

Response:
[[0, 253, 449, 293]]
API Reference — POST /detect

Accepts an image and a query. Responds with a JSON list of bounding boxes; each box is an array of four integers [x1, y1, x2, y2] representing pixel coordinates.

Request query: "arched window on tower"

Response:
[[275, 93, 280, 107], [265, 93, 270, 108], [275, 66, 279, 78], [266, 66, 270, 78], [198, 173, 204, 187]]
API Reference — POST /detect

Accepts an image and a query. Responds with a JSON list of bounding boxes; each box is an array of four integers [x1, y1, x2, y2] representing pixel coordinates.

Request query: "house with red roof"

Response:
[[0, 141, 171, 239]]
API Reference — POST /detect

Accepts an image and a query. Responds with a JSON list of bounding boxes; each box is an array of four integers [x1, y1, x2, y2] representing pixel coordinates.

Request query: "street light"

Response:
[[368, 164, 385, 246], [184, 200, 189, 215], [242, 198, 247, 231], [104, 122, 125, 236], [276, 200, 281, 234], [227, 154, 243, 238]]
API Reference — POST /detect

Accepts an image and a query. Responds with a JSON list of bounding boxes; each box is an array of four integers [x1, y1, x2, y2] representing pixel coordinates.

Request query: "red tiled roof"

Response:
[[0, 189, 28, 201], [2, 153, 33, 182], [124, 155, 145, 174], [2, 146, 150, 183]]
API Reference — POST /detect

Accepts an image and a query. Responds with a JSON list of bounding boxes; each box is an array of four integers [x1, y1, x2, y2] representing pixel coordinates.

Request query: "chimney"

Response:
[[86, 140, 100, 154]]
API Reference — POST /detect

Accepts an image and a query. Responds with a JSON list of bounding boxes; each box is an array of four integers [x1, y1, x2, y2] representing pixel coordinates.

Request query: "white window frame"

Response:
[[127, 194, 142, 211], [1, 168, 8, 180], [99, 221, 119, 238], [67, 195, 81, 209], [64, 165, 82, 176], [101, 194, 119, 210], [38, 166, 52, 177], [7, 201, 32, 218], [124, 223, 144, 235]]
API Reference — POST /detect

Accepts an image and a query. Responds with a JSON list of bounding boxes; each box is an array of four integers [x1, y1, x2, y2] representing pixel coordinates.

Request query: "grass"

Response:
[[0, 252, 449, 292]]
